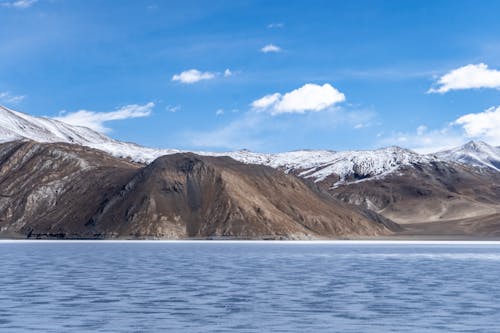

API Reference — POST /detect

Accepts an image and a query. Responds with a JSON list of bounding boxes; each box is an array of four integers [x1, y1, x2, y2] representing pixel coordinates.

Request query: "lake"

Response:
[[1, 241, 499, 332]]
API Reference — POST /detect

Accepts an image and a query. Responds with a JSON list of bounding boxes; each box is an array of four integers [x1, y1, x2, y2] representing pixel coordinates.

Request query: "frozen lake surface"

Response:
[[1, 241, 499, 332]]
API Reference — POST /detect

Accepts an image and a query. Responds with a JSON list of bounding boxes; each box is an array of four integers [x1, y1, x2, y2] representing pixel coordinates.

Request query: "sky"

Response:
[[1, 0, 500, 153]]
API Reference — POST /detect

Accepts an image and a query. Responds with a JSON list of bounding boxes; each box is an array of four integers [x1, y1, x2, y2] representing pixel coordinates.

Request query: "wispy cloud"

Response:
[[182, 102, 374, 152], [215, 109, 224, 116], [0, 91, 26, 104], [55, 102, 155, 133], [184, 111, 267, 151], [1, 0, 37, 8], [428, 63, 500, 93], [378, 105, 500, 153], [260, 44, 281, 53], [166, 105, 181, 113], [251, 83, 346, 115], [378, 126, 464, 154], [267, 23, 284, 29]]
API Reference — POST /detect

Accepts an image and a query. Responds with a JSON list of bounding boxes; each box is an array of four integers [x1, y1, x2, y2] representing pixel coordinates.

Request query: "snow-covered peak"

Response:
[[218, 146, 432, 184], [0, 105, 180, 163], [436, 140, 500, 171]]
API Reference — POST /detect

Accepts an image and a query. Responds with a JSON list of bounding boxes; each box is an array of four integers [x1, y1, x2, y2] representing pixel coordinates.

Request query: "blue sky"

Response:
[[2, 0, 500, 152]]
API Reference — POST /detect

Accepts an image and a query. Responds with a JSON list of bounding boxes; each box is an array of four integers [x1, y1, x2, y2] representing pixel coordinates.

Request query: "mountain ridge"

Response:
[[3, 105, 499, 183]]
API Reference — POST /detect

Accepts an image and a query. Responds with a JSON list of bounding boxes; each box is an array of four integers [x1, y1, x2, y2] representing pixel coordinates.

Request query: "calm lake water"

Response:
[[1, 241, 499, 332]]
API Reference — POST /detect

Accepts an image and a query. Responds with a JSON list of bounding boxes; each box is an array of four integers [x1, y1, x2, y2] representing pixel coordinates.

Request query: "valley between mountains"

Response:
[[1, 105, 499, 239]]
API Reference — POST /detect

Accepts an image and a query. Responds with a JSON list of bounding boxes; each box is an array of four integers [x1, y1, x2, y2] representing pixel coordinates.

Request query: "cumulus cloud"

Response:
[[172, 68, 234, 84], [454, 106, 500, 144], [55, 102, 154, 133], [1, 0, 37, 8], [0, 91, 25, 104], [261, 44, 281, 53], [251, 83, 346, 115], [428, 63, 500, 93], [251, 93, 281, 109], [172, 69, 216, 84]]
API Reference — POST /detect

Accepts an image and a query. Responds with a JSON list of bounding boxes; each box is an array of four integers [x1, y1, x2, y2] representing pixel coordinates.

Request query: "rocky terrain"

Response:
[[1, 105, 500, 239], [0, 141, 395, 239]]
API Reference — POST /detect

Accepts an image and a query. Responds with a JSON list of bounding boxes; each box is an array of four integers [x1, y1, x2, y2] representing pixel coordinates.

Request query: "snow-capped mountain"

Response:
[[222, 148, 433, 184], [0, 105, 433, 183], [0, 105, 498, 185], [0, 105, 179, 163], [436, 141, 500, 172]]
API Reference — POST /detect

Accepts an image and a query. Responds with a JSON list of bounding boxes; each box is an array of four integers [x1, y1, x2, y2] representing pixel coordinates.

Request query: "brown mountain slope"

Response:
[[0, 141, 140, 238], [89, 153, 396, 239], [327, 161, 500, 224], [0, 141, 395, 239]]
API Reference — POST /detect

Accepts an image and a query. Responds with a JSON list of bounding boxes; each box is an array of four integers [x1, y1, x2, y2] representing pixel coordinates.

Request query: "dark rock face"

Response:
[[0, 141, 394, 239]]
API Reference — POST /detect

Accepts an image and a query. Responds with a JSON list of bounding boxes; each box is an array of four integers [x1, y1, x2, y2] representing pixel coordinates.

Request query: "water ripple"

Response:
[[0, 242, 499, 332]]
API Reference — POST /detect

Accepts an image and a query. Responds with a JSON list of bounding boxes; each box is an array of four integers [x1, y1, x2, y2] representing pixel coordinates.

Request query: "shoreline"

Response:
[[2, 239, 500, 245]]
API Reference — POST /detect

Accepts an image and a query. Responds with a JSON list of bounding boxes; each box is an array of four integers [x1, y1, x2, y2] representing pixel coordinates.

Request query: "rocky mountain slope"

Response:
[[0, 141, 395, 239], [329, 161, 500, 224]]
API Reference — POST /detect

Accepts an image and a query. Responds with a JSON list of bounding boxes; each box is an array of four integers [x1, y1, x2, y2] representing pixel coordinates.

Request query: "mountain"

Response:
[[436, 140, 500, 172], [2, 105, 497, 182], [224, 147, 434, 186], [328, 160, 500, 224], [2, 105, 500, 238], [0, 105, 178, 163], [0, 140, 140, 238], [0, 141, 396, 239]]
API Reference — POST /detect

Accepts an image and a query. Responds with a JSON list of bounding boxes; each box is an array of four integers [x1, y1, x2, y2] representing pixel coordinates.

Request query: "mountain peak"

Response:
[[437, 140, 500, 171], [462, 140, 492, 152]]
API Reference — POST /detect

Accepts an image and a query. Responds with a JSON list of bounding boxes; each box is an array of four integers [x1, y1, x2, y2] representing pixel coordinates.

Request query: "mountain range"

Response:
[[1, 105, 499, 239]]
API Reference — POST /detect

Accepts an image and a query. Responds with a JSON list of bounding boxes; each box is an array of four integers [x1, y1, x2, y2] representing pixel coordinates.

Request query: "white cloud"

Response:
[[172, 68, 234, 84], [416, 125, 427, 136], [215, 109, 224, 116], [267, 23, 284, 29], [454, 106, 500, 144], [378, 125, 465, 154], [378, 105, 500, 153], [428, 63, 500, 93], [166, 105, 181, 113], [0, 91, 25, 104], [172, 69, 216, 84], [55, 102, 154, 133], [251, 83, 346, 115], [261, 44, 281, 53], [251, 93, 281, 109], [1, 0, 37, 8]]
